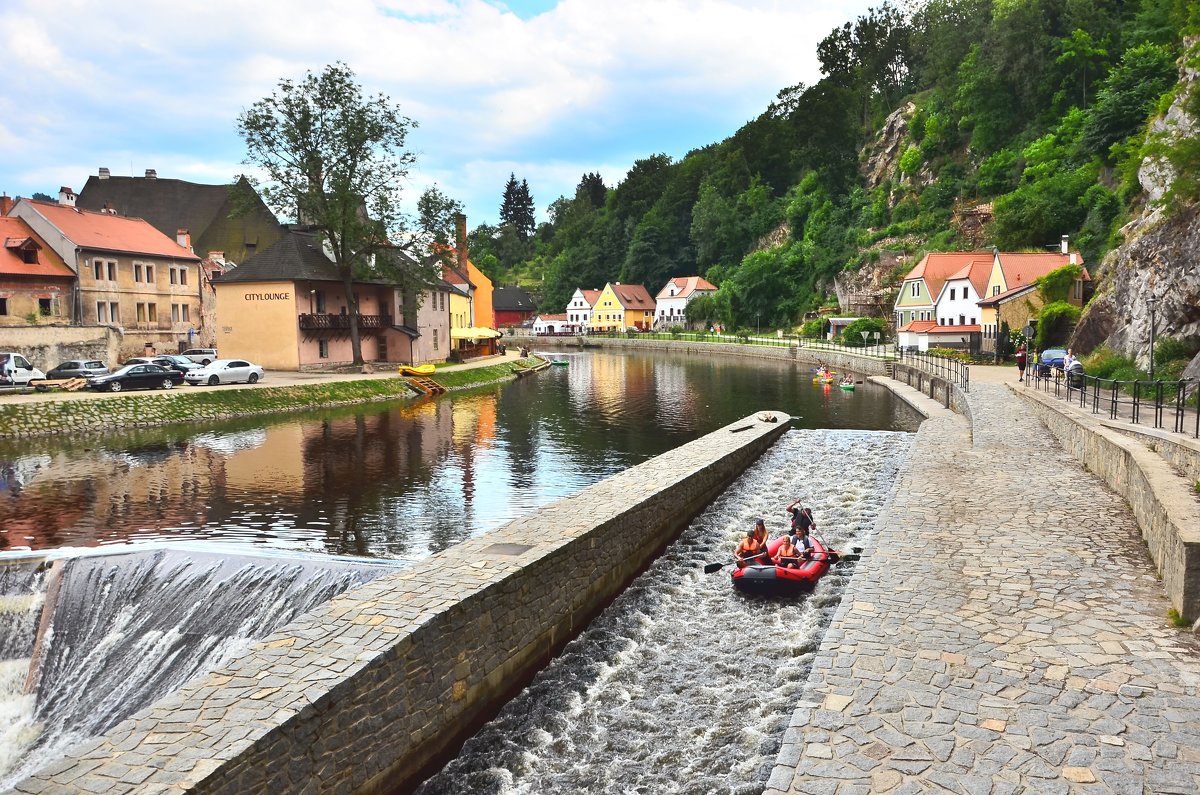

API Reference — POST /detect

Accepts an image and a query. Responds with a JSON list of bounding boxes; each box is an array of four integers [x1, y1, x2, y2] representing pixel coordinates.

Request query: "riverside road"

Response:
[[768, 365, 1200, 795]]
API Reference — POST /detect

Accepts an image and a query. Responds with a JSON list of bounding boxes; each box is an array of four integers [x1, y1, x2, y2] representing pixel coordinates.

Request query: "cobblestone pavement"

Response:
[[768, 375, 1200, 794]]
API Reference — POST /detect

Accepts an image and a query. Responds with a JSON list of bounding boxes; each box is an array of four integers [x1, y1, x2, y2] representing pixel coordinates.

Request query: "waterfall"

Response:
[[0, 545, 396, 789]]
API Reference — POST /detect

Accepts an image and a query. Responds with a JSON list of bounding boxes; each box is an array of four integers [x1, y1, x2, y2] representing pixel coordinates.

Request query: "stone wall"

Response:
[[14, 412, 792, 795], [509, 334, 890, 379], [0, 380, 417, 439], [1021, 388, 1200, 618], [0, 324, 121, 371]]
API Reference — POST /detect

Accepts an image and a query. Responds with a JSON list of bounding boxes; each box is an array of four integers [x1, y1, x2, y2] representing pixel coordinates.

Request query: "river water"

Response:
[[0, 350, 919, 791]]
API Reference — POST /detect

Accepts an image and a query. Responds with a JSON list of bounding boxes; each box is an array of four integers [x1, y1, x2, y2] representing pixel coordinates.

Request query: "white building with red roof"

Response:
[[654, 275, 716, 329], [566, 288, 602, 329]]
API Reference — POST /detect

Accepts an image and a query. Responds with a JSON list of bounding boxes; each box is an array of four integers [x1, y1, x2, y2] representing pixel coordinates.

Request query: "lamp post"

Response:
[[756, 313, 760, 336], [1148, 294, 1159, 381]]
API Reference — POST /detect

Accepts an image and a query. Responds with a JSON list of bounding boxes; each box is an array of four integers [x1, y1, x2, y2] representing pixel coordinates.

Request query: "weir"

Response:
[[0, 547, 398, 789], [13, 411, 791, 794]]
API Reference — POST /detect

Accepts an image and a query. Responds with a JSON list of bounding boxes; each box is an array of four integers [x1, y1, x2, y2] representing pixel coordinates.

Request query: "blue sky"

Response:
[[0, 0, 877, 232]]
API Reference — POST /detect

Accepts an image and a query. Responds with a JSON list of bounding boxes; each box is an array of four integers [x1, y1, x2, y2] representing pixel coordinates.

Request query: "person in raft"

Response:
[[841, 373, 854, 385], [775, 533, 804, 568], [735, 519, 771, 567], [786, 498, 816, 538]]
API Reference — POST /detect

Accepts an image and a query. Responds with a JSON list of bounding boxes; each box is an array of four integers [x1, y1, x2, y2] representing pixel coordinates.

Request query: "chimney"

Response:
[[58, 186, 77, 206], [177, 228, 192, 251], [455, 213, 467, 273], [145, 169, 157, 179], [209, 251, 224, 262], [99, 167, 110, 179], [1069, 252, 1077, 265], [1060, 234, 1068, 255]]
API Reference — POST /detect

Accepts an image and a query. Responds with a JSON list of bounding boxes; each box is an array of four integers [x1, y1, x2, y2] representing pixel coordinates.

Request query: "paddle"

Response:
[[703, 548, 861, 574]]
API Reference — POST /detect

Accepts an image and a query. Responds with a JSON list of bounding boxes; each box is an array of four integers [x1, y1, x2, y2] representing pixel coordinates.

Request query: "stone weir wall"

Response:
[[15, 411, 792, 795]]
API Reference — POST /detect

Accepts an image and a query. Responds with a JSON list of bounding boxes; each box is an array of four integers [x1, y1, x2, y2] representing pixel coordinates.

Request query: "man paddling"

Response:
[[786, 498, 816, 537]]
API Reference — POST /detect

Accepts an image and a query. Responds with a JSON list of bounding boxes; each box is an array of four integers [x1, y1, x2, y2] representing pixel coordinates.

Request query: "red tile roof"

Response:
[[538, 313, 568, 322], [579, 288, 603, 307], [0, 216, 75, 278], [609, 283, 655, 311], [997, 252, 1090, 290], [21, 200, 200, 260], [898, 320, 939, 333], [906, 252, 993, 304], [928, 324, 982, 333], [657, 275, 717, 299]]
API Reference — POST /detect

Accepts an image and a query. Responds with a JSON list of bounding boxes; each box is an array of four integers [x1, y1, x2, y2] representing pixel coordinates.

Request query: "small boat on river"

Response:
[[839, 382, 855, 391], [730, 536, 839, 595], [398, 364, 436, 376]]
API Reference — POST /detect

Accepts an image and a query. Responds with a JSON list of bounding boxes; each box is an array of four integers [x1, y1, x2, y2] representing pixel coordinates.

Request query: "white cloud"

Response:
[[0, 0, 878, 224]]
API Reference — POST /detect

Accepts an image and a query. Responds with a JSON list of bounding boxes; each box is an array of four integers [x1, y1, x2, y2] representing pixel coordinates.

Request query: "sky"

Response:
[[0, 0, 877, 230]]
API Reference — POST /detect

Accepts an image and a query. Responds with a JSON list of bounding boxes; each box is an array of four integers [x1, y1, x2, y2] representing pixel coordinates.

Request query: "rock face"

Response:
[[1073, 40, 1200, 373], [835, 250, 909, 317], [862, 102, 915, 191]]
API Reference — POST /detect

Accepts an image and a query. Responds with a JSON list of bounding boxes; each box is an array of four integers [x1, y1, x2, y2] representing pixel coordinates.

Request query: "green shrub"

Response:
[[800, 318, 824, 338], [1034, 301, 1082, 349], [841, 317, 888, 346], [1082, 346, 1130, 379], [1155, 335, 1200, 366]]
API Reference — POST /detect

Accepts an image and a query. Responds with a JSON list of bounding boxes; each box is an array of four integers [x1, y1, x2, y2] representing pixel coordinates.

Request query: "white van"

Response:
[[0, 352, 47, 387]]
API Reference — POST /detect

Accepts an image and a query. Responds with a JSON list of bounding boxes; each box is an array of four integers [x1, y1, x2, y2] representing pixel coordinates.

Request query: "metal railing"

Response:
[[1028, 368, 1199, 439], [536, 328, 895, 356], [299, 313, 393, 331], [896, 347, 971, 392]]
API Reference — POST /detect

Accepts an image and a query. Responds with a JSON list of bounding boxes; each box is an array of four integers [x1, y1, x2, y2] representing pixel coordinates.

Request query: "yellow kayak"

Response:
[[399, 364, 436, 376]]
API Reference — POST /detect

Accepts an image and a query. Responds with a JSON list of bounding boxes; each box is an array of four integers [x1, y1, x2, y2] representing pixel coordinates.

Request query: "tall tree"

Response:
[[499, 174, 536, 242], [238, 62, 459, 365]]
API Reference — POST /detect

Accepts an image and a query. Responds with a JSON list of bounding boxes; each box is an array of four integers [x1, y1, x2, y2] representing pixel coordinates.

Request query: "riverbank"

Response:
[[0, 354, 534, 439]]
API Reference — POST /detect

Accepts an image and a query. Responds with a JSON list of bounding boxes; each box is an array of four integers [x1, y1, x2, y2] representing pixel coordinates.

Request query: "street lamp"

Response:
[[1148, 294, 1159, 381], [756, 313, 760, 336]]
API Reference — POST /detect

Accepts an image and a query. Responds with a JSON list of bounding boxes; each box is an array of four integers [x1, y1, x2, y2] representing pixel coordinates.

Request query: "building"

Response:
[[212, 229, 447, 370], [532, 314, 573, 334], [492, 286, 537, 328], [76, 168, 282, 264], [0, 212, 76, 326], [566, 288, 602, 329], [589, 283, 655, 332], [654, 276, 716, 328], [8, 196, 201, 355]]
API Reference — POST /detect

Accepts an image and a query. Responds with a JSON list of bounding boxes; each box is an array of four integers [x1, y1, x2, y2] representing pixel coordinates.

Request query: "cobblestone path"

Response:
[[768, 379, 1200, 794]]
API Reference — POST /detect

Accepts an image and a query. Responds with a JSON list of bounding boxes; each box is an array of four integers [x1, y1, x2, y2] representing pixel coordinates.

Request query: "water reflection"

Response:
[[0, 351, 918, 558]]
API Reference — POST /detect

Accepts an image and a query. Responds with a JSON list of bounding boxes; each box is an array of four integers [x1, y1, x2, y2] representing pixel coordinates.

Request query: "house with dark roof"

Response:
[[213, 229, 448, 370], [76, 168, 281, 264], [0, 211, 76, 326], [492, 286, 537, 328], [8, 196, 201, 356]]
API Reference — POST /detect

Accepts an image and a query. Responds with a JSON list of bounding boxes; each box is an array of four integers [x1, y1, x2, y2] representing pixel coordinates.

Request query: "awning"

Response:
[[450, 326, 501, 339]]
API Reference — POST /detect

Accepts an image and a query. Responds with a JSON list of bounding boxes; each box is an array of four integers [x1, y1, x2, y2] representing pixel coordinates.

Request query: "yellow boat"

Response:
[[398, 364, 436, 376]]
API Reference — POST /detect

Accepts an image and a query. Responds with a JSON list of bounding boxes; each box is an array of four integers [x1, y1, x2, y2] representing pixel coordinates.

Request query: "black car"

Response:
[[45, 359, 109, 379], [88, 363, 185, 392]]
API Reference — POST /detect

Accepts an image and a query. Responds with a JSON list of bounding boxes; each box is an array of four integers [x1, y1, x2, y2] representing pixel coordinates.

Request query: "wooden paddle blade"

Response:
[[703, 562, 726, 574], [834, 554, 862, 564]]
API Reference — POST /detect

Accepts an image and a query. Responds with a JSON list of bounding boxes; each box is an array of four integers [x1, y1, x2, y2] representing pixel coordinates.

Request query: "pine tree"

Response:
[[499, 173, 520, 228], [513, 179, 536, 242]]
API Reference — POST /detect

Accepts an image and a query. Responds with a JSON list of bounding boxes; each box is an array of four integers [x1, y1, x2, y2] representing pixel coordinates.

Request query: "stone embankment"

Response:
[[14, 412, 791, 795]]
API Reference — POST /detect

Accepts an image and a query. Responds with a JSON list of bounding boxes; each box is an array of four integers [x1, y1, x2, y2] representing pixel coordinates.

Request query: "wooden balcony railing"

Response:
[[299, 313, 392, 331]]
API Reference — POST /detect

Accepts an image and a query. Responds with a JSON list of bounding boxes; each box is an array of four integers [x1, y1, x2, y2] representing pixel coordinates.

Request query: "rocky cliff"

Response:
[[1073, 40, 1200, 377]]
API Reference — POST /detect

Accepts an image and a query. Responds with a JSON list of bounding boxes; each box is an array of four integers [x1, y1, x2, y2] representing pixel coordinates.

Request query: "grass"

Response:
[[1168, 608, 1191, 628], [433, 358, 536, 390]]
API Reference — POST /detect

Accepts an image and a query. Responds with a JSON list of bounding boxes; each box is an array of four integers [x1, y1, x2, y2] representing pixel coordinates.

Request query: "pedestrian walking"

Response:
[[1016, 344, 1027, 383]]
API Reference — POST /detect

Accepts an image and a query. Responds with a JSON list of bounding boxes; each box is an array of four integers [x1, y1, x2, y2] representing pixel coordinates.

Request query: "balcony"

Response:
[[299, 313, 393, 331]]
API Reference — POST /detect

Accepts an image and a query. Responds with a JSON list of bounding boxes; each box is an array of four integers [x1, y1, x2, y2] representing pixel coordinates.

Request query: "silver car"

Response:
[[183, 359, 265, 386], [45, 359, 109, 379]]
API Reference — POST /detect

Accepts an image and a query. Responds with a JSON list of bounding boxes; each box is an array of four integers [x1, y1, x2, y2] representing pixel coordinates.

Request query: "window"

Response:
[[315, 291, 326, 313], [433, 329, 439, 351], [910, 282, 919, 297], [179, 268, 186, 286], [181, 304, 189, 322], [145, 264, 154, 283], [172, 304, 180, 323], [19, 247, 36, 264], [97, 302, 107, 323], [137, 303, 146, 322], [109, 302, 119, 322], [169, 268, 176, 285], [949, 288, 956, 300], [134, 264, 143, 282], [0, 298, 7, 315], [39, 298, 51, 316], [93, 261, 103, 280], [148, 304, 157, 323], [1073, 280, 1082, 299], [107, 262, 116, 281], [318, 340, 329, 359]]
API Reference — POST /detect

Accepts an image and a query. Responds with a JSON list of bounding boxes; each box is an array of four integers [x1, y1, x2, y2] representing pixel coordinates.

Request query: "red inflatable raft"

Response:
[[731, 535, 838, 595]]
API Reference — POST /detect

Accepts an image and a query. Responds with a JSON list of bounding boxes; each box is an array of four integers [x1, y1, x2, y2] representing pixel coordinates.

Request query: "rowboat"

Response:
[[399, 364, 436, 376]]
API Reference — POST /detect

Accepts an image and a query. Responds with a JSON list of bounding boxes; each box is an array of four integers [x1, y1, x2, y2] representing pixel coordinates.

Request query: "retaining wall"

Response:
[[1021, 388, 1200, 618], [15, 411, 791, 795]]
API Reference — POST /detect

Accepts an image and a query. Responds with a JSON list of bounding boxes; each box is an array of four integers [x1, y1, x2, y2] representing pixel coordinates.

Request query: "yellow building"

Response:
[[588, 282, 656, 332]]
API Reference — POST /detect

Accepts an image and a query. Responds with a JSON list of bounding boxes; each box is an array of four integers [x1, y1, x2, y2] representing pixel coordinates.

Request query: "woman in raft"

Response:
[[734, 518, 772, 567]]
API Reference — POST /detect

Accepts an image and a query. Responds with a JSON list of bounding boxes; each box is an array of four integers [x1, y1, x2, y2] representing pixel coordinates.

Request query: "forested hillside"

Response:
[[468, 0, 1198, 335]]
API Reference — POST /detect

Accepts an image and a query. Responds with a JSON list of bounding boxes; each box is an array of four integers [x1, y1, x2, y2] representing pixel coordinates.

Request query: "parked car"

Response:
[[1035, 347, 1067, 378], [88, 363, 184, 392], [0, 352, 47, 387], [127, 355, 202, 374], [184, 359, 265, 386], [180, 348, 218, 365], [45, 359, 108, 380]]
